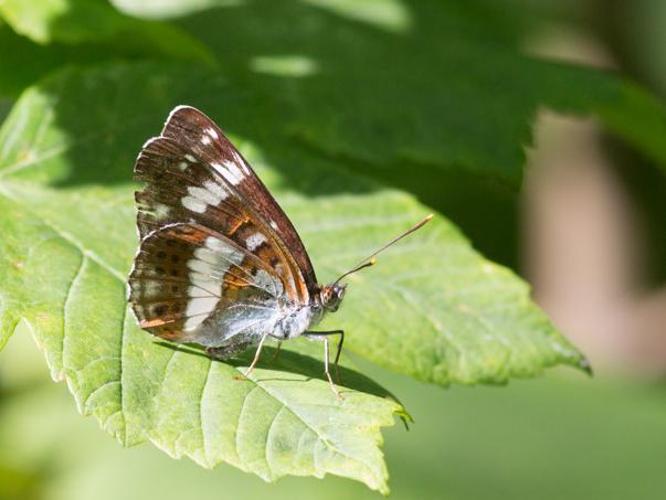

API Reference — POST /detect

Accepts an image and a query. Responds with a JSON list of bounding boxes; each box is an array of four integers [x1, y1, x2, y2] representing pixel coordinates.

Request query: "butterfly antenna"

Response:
[[333, 214, 434, 284]]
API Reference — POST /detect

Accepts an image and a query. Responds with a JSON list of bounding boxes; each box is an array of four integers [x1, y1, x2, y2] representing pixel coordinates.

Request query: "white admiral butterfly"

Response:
[[128, 106, 431, 396]]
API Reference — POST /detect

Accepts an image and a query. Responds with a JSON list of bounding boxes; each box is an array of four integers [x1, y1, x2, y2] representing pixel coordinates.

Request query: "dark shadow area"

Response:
[[299, 143, 522, 269], [604, 139, 666, 287], [38, 0, 664, 274], [177, 0, 532, 183], [155, 340, 405, 406], [39, 0, 542, 269], [0, 16, 206, 100]]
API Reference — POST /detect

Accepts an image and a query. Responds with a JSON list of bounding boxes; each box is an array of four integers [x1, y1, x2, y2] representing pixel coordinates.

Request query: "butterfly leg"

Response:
[[271, 341, 283, 362], [305, 330, 344, 383], [244, 332, 270, 378], [322, 337, 341, 399], [304, 330, 344, 398]]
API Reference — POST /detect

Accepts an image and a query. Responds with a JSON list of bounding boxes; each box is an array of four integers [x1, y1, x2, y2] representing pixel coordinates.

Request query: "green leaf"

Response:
[[0, 62, 586, 488], [0, 23, 71, 98], [0, 185, 402, 494], [0, 0, 214, 64], [160, 0, 666, 185]]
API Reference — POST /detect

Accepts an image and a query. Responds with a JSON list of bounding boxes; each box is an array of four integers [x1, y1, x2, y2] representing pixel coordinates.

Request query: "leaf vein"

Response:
[[264, 404, 286, 477], [62, 253, 86, 377], [198, 358, 213, 466], [241, 373, 376, 477], [0, 184, 125, 281]]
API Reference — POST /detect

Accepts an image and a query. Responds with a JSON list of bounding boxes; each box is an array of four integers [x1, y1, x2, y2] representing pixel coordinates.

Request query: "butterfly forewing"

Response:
[[134, 115, 307, 303], [134, 137, 241, 238], [160, 106, 318, 293]]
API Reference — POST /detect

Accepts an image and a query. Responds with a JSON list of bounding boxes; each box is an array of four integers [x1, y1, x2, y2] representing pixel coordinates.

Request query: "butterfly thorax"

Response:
[[272, 302, 321, 340], [264, 283, 344, 341]]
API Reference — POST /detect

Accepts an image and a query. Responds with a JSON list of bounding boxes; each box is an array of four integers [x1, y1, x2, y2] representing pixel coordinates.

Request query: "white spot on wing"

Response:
[[182, 196, 206, 213], [222, 160, 245, 185], [185, 154, 196, 162], [270, 220, 278, 230], [201, 135, 212, 146], [210, 162, 225, 176], [245, 232, 267, 251], [152, 203, 170, 219], [186, 297, 218, 319], [177, 161, 188, 171], [183, 182, 228, 212], [206, 127, 219, 140], [188, 187, 216, 206], [205, 236, 239, 253], [187, 185, 219, 205], [187, 257, 216, 274], [203, 181, 228, 201], [188, 273, 219, 297], [187, 285, 214, 298], [185, 267, 219, 330], [190, 237, 245, 275], [183, 236, 246, 331]]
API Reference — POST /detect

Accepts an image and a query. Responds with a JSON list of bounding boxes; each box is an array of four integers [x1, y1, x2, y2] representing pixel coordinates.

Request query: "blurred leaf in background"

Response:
[[0, 0, 213, 60], [3, 0, 665, 268], [584, 0, 666, 286]]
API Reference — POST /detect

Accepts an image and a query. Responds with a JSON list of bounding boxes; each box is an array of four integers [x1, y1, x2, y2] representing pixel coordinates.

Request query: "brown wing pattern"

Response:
[[159, 106, 318, 293], [133, 112, 310, 303], [129, 223, 284, 346]]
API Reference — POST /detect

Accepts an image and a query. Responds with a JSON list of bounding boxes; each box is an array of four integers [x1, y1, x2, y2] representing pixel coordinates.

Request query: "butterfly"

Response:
[[128, 105, 432, 396]]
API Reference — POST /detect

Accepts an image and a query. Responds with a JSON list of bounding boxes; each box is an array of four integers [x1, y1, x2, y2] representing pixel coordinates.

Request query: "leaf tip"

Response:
[[578, 356, 594, 377]]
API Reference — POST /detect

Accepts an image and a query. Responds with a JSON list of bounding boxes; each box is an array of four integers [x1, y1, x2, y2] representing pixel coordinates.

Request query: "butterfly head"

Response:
[[319, 283, 347, 312]]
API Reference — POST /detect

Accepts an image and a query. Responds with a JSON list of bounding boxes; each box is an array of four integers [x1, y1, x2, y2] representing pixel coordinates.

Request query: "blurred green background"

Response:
[[2, 0, 666, 498]]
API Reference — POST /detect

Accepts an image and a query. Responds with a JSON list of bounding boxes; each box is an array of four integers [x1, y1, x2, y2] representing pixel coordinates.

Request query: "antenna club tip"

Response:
[[424, 213, 434, 222], [369, 257, 377, 265]]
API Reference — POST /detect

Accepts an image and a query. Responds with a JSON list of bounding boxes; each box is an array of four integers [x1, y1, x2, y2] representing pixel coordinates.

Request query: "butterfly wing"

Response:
[[129, 106, 318, 345], [129, 222, 292, 346], [158, 106, 317, 293], [136, 105, 317, 296]]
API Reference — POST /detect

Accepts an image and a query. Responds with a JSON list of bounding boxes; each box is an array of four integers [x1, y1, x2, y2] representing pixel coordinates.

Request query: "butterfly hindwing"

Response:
[[129, 222, 286, 346]]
